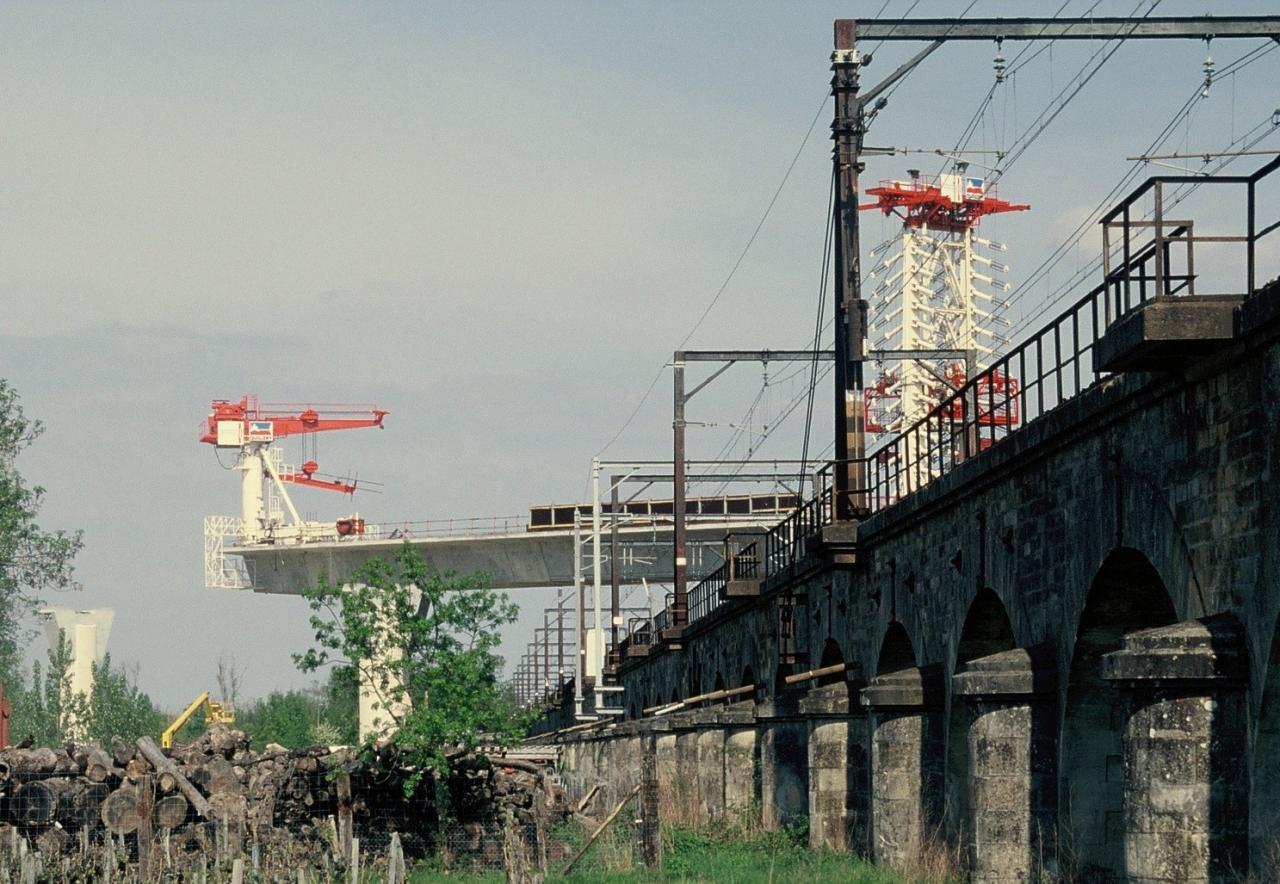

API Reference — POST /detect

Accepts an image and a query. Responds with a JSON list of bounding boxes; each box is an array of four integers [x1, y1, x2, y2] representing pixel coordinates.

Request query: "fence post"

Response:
[[386, 832, 404, 884], [639, 739, 663, 868]]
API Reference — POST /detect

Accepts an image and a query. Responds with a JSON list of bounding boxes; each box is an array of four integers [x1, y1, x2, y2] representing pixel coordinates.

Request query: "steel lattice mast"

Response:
[[861, 167, 1028, 440]]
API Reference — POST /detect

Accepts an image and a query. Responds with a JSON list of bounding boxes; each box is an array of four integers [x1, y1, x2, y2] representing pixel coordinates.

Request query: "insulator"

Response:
[[1201, 43, 1214, 98], [993, 39, 1006, 83]]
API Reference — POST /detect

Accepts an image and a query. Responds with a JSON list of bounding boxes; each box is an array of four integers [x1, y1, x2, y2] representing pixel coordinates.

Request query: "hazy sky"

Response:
[[3, 1, 1278, 709]]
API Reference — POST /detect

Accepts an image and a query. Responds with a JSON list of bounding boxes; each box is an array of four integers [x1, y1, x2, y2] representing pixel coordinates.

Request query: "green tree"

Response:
[[294, 546, 528, 791], [7, 641, 164, 746], [84, 654, 168, 743], [9, 634, 80, 746], [0, 380, 82, 677], [311, 665, 358, 746], [237, 690, 314, 749]]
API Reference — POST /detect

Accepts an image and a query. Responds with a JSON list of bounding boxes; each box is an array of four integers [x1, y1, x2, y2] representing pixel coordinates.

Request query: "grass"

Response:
[[408, 825, 927, 883]]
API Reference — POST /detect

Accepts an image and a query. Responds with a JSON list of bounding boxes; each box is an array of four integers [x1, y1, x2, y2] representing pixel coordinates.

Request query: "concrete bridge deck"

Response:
[[217, 517, 772, 594]]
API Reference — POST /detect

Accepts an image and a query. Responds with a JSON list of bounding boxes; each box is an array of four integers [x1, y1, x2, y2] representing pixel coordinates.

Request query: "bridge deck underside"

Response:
[[229, 521, 762, 593]]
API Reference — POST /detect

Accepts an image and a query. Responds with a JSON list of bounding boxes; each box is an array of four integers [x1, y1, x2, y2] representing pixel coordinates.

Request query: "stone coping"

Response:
[[860, 663, 945, 709], [952, 644, 1057, 698], [1103, 614, 1247, 684]]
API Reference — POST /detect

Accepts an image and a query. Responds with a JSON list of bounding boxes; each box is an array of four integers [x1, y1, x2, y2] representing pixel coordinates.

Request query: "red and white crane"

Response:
[[861, 165, 1027, 455], [200, 397, 388, 554]]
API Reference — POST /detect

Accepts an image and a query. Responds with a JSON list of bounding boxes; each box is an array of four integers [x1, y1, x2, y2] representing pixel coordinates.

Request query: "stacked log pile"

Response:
[[0, 724, 570, 877]]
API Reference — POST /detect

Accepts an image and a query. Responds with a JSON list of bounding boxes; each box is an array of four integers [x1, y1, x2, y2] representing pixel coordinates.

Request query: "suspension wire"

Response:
[[593, 91, 831, 459], [799, 172, 837, 497], [1002, 40, 1277, 321], [1006, 105, 1280, 343], [1002, 44, 1279, 343], [708, 0, 987, 477], [874, 0, 1113, 350], [989, 0, 1161, 187]]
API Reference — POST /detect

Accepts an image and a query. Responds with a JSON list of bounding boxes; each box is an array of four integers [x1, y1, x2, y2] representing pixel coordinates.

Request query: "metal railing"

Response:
[[626, 160, 1280, 636], [764, 480, 834, 577]]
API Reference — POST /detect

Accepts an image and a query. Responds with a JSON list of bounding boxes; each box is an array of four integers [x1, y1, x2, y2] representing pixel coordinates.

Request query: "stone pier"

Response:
[[756, 698, 810, 831], [801, 681, 869, 853], [671, 713, 703, 826], [952, 646, 1057, 882], [723, 709, 758, 820], [1104, 616, 1249, 882], [863, 666, 944, 869]]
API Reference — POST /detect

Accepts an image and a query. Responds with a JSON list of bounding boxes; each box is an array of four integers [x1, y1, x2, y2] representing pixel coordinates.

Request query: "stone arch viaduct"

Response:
[[546, 261, 1280, 880]]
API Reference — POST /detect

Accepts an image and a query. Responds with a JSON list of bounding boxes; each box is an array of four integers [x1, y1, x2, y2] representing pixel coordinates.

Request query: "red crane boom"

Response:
[[199, 396, 388, 445]]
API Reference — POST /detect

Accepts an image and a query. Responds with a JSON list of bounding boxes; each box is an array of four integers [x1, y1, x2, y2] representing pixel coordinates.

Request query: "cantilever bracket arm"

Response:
[[684, 360, 737, 402], [857, 40, 944, 110]]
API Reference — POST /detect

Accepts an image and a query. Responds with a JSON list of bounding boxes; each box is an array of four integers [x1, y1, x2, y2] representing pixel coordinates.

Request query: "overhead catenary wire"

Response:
[[593, 92, 831, 459], [1001, 43, 1279, 344], [799, 171, 836, 496], [1006, 107, 1280, 343]]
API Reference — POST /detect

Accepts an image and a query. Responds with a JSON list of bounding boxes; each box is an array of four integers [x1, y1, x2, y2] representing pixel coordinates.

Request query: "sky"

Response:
[[2, 1, 1278, 710]]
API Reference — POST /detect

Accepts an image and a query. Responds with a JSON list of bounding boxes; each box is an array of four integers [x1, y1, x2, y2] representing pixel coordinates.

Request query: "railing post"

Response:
[[1122, 203, 1132, 312], [1153, 182, 1164, 299], [1248, 178, 1256, 294]]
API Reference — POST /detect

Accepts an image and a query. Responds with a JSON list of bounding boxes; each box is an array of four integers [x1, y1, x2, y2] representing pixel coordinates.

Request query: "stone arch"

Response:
[[1060, 547, 1177, 881], [946, 588, 1017, 849], [1253, 615, 1280, 873], [877, 621, 917, 675]]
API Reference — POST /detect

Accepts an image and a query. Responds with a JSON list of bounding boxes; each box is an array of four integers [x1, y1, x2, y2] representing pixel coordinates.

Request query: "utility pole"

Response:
[[672, 358, 687, 628], [831, 20, 868, 521], [574, 509, 584, 716], [610, 478, 621, 652], [591, 459, 603, 681]]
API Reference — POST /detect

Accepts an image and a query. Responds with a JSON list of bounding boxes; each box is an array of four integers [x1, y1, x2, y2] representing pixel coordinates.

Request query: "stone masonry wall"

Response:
[[549, 285, 1280, 879]]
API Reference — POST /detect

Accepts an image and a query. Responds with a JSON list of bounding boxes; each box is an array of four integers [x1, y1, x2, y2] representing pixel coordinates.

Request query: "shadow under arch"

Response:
[[877, 621, 918, 675], [946, 588, 1017, 850], [1060, 547, 1177, 881]]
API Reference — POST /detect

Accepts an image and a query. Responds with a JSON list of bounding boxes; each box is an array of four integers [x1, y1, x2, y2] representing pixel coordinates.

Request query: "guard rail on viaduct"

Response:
[[537, 159, 1280, 881]]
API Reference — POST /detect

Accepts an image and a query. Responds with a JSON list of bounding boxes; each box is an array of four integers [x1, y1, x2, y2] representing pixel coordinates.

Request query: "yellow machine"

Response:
[[161, 691, 235, 749]]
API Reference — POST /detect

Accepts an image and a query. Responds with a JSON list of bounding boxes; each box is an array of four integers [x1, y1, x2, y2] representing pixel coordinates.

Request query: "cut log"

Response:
[[83, 749, 113, 784], [135, 738, 213, 820], [34, 826, 68, 857], [199, 756, 241, 796], [101, 787, 141, 835], [154, 794, 189, 829], [156, 771, 177, 794], [109, 737, 134, 768], [12, 781, 56, 825], [56, 779, 109, 826]]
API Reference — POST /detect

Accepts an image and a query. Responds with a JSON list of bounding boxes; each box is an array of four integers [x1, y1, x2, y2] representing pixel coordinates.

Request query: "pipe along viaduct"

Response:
[[535, 164, 1280, 880]]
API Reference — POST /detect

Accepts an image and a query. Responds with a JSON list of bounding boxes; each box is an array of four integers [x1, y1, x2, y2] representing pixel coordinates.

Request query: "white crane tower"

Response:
[[862, 165, 1028, 444]]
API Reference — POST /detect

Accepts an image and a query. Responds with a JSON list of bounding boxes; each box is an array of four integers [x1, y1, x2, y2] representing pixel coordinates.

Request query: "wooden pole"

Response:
[[560, 785, 641, 875], [135, 737, 213, 819]]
